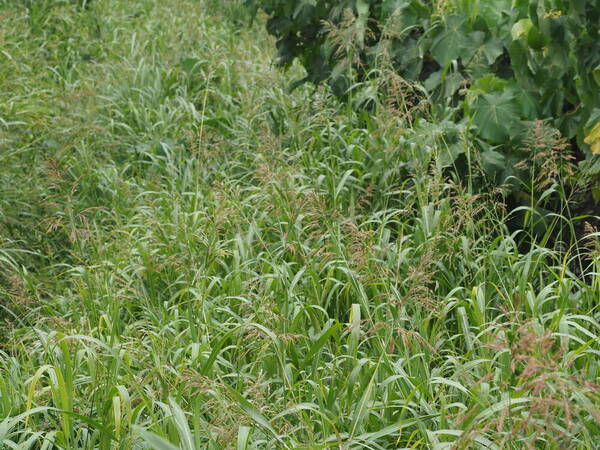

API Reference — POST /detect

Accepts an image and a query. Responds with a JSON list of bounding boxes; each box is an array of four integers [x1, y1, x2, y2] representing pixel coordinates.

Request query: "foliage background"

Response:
[[0, 0, 599, 448], [247, 0, 600, 197]]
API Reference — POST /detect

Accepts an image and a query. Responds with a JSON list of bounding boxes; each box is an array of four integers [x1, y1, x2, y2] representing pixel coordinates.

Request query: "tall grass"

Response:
[[1, 0, 599, 448]]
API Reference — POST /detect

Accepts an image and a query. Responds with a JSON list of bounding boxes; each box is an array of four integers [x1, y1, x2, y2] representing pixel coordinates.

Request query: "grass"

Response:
[[1, 0, 599, 448]]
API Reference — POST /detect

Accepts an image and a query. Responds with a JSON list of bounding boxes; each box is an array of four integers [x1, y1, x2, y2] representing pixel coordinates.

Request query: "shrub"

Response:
[[247, 0, 600, 200]]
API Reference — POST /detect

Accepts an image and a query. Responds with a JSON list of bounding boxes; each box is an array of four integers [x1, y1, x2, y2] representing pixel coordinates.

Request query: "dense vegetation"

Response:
[[0, 0, 599, 448], [248, 0, 600, 204]]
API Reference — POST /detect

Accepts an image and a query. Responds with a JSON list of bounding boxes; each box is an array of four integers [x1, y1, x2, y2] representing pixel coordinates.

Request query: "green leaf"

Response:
[[431, 15, 468, 66], [237, 426, 252, 450], [424, 70, 442, 92], [443, 72, 465, 98], [478, 0, 511, 29], [305, 322, 341, 363], [481, 149, 506, 175], [356, 0, 369, 16], [462, 33, 505, 78], [471, 91, 520, 142], [480, 38, 504, 65], [469, 74, 508, 95], [381, 0, 412, 18], [438, 143, 465, 167], [168, 398, 195, 450], [513, 89, 538, 119], [138, 430, 180, 450], [224, 385, 285, 445], [526, 25, 546, 50], [459, 31, 486, 63]]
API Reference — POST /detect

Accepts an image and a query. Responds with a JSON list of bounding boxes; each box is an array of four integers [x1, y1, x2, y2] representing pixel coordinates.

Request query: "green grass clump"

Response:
[[1, 0, 599, 448]]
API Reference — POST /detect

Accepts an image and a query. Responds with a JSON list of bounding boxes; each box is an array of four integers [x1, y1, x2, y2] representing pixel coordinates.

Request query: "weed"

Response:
[[0, 0, 598, 449]]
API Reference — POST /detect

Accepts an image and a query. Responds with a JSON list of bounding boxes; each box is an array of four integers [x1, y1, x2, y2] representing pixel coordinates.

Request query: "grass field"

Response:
[[1, 0, 599, 448]]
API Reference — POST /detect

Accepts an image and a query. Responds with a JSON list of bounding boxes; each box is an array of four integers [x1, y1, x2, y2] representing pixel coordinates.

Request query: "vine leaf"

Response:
[[471, 91, 520, 143], [431, 15, 468, 66]]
